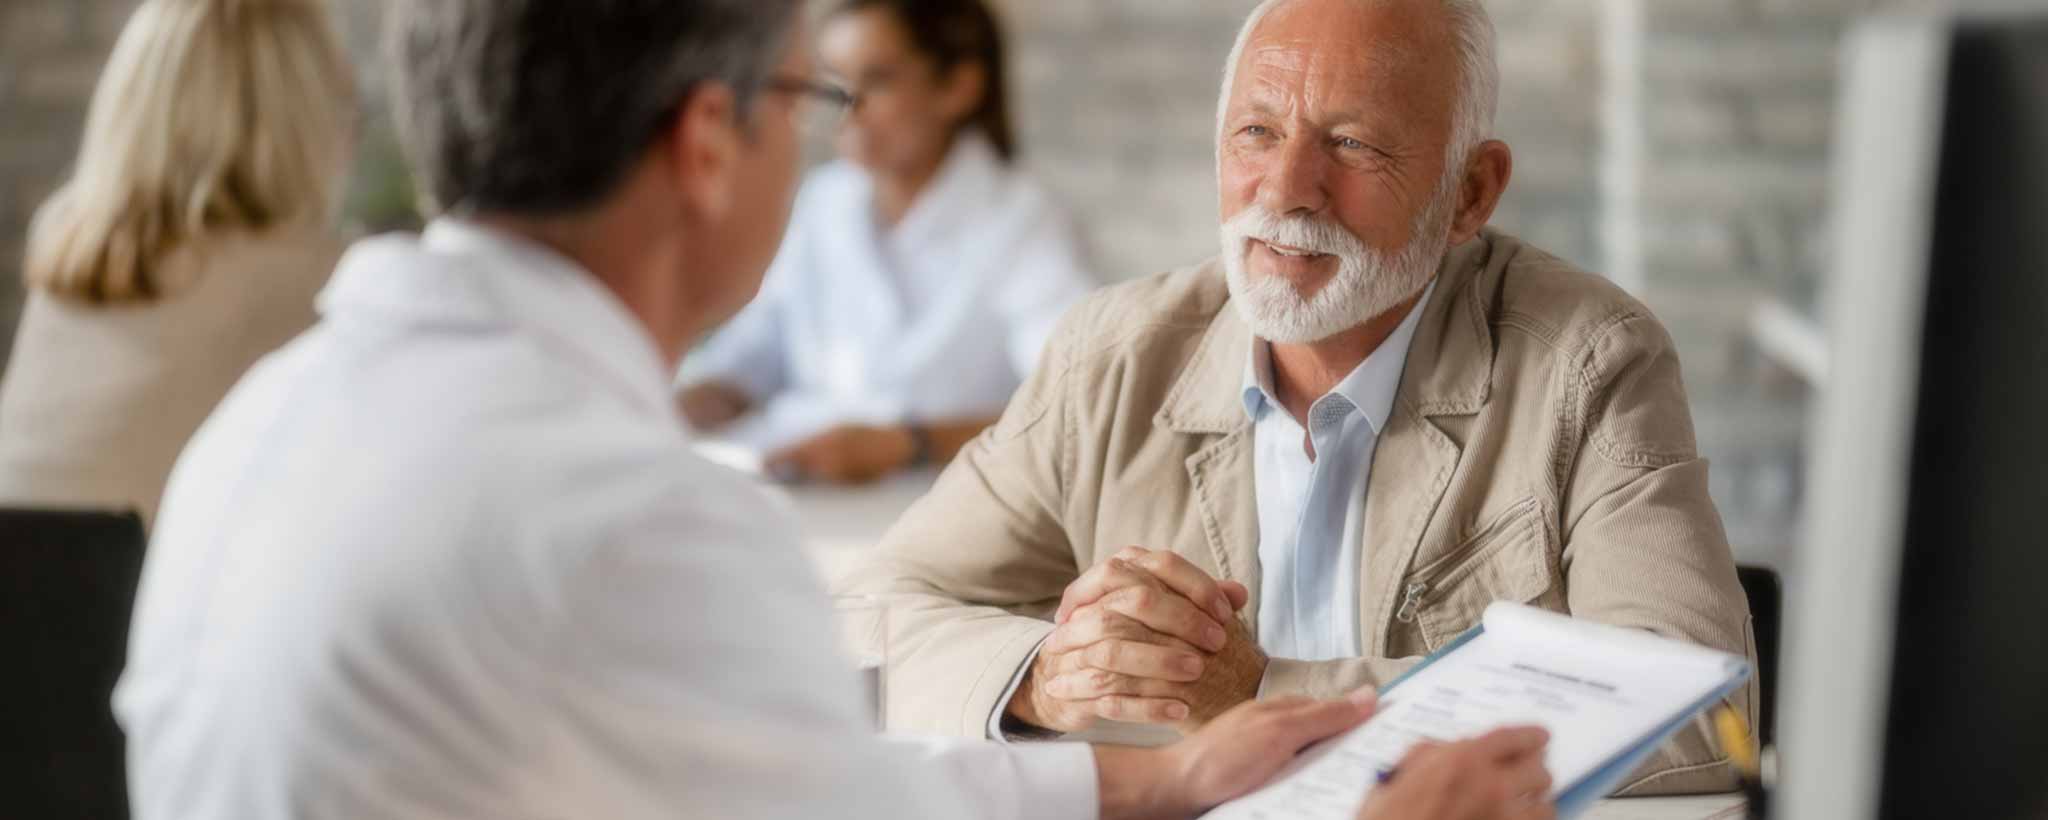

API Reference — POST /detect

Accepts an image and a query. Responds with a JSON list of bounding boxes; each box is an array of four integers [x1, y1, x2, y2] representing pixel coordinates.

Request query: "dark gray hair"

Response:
[[388, 0, 804, 216]]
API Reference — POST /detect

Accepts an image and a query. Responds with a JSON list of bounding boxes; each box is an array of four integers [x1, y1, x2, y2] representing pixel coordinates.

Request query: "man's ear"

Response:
[[658, 83, 745, 222], [1450, 139, 1513, 245]]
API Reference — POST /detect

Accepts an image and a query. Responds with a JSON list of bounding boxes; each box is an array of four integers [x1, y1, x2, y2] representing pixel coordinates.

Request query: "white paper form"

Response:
[[1205, 603, 1745, 820]]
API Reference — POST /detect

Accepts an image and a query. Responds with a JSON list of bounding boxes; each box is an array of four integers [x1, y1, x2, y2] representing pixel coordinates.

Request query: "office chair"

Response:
[[1736, 564, 1782, 747], [0, 508, 147, 819]]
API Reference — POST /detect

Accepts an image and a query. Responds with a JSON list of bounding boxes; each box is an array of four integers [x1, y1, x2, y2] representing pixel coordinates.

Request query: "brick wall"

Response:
[[2, 0, 1931, 561], [0, 0, 1605, 373], [1604, 0, 1904, 565]]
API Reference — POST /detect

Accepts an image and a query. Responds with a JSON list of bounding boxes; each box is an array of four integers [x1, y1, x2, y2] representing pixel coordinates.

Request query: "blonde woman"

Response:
[[0, 0, 357, 525]]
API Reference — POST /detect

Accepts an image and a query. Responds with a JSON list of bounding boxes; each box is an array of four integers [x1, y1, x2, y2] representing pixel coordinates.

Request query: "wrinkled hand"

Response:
[[1011, 547, 1265, 733], [1357, 728, 1556, 820], [1157, 691, 1381, 817], [676, 382, 752, 431], [765, 424, 916, 485]]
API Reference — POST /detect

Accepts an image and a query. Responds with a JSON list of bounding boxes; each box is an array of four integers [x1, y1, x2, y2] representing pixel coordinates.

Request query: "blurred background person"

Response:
[[677, 0, 1097, 485], [0, 0, 357, 526]]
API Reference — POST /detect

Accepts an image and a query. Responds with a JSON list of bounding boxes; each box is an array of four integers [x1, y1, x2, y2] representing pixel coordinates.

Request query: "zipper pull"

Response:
[[1395, 582, 1429, 623]]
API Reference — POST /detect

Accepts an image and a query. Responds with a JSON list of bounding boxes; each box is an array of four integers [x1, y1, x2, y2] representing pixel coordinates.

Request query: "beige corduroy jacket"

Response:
[[845, 228, 1756, 796]]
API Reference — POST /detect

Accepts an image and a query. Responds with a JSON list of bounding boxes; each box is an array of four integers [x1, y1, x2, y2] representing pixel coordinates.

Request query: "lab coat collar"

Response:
[[320, 218, 678, 421]]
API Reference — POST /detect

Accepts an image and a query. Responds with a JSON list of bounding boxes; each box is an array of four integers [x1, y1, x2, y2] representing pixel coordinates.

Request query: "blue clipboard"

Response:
[[1375, 621, 1754, 819]]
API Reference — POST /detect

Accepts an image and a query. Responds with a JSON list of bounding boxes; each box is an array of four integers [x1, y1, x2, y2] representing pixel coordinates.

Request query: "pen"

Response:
[[1713, 706, 1767, 820]]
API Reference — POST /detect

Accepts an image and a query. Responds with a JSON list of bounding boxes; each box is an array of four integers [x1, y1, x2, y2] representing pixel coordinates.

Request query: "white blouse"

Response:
[[684, 132, 1097, 450]]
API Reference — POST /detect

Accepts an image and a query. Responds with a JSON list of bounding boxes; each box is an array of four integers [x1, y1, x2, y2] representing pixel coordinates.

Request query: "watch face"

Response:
[[907, 425, 934, 467]]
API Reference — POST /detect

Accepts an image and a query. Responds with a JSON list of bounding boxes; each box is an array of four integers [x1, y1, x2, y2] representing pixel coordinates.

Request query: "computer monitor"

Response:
[[1779, 13, 2048, 820]]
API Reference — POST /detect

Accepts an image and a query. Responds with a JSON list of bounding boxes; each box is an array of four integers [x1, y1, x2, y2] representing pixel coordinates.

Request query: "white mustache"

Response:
[[1223, 206, 1371, 261]]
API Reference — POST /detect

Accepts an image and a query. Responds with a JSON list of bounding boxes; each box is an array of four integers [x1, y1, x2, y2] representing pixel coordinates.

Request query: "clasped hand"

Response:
[[1013, 547, 1268, 733]]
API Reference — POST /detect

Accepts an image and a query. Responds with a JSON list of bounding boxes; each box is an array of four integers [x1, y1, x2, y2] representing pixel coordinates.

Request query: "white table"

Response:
[[785, 469, 939, 590], [785, 477, 1750, 820]]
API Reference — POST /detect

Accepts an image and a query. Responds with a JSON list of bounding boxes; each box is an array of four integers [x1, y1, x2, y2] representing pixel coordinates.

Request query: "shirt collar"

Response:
[[1240, 277, 1440, 435]]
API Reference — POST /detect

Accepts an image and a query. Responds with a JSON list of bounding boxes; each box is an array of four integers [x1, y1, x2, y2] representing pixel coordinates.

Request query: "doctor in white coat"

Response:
[[678, 0, 1098, 485], [115, 1, 1557, 818]]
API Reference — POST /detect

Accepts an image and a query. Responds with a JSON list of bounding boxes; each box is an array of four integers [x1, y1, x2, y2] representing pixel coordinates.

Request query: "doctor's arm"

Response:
[[763, 416, 999, 484]]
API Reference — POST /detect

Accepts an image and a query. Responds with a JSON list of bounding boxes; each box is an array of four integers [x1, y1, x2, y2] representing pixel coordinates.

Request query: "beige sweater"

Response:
[[0, 228, 342, 526]]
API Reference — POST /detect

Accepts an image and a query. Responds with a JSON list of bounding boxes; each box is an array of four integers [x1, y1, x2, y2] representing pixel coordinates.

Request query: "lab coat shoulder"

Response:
[[975, 167, 1101, 374]]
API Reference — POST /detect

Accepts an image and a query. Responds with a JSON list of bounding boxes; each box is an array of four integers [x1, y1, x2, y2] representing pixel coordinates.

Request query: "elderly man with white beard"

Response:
[[845, 0, 1758, 798]]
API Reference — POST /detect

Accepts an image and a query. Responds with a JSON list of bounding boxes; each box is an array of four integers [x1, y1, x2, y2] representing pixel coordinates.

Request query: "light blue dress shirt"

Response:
[[1241, 280, 1436, 662]]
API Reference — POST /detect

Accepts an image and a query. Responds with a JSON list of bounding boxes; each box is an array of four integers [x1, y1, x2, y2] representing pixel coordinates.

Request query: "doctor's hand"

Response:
[[677, 381, 753, 431], [765, 424, 917, 485], [1357, 728, 1556, 820], [1095, 691, 1378, 820], [1010, 548, 1265, 733]]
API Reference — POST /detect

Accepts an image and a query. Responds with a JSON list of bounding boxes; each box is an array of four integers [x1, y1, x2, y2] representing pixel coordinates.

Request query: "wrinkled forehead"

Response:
[[1227, 0, 1459, 125]]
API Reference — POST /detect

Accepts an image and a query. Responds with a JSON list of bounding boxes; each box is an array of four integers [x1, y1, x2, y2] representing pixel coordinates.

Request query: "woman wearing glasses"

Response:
[[677, 0, 1097, 485]]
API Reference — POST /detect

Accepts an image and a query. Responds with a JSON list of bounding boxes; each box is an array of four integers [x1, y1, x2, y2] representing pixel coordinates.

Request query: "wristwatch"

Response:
[[905, 423, 935, 468]]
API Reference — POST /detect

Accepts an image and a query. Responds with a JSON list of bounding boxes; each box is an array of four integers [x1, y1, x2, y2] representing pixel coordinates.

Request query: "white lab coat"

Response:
[[114, 220, 1096, 819], [686, 131, 1097, 450]]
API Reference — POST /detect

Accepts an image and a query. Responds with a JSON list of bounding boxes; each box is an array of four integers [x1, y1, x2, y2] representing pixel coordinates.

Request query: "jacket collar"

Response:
[[1240, 276, 1439, 437], [1159, 231, 1499, 434]]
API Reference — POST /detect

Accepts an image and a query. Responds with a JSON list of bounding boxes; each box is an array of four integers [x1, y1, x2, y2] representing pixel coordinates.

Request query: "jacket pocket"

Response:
[[1396, 497, 1559, 651]]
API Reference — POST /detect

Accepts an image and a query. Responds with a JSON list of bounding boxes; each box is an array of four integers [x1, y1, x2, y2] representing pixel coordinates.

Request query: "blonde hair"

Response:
[[24, 0, 356, 303]]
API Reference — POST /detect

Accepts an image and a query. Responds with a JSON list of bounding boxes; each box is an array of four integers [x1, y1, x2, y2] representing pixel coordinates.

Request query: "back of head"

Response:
[[387, 0, 804, 219], [24, 0, 356, 304]]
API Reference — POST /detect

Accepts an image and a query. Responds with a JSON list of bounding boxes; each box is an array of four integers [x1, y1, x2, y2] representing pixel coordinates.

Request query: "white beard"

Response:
[[1220, 177, 1459, 345]]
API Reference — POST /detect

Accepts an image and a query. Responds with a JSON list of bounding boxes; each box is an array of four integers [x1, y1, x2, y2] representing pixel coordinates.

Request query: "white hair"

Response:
[[1215, 0, 1500, 171]]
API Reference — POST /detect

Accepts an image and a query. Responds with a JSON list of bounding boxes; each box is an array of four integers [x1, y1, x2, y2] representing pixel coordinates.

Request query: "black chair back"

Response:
[[0, 508, 147, 820], [1736, 564, 1782, 747]]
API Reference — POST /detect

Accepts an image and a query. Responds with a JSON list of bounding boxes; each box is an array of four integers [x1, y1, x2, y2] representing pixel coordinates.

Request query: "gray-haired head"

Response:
[[1215, 0, 1499, 169], [389, 0, 805, 217]]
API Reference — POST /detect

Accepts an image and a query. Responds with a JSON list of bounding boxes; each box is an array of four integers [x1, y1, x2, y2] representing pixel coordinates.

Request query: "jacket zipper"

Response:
[[1395, 582, 1430, 623], [1392, 499, 1542, 626]]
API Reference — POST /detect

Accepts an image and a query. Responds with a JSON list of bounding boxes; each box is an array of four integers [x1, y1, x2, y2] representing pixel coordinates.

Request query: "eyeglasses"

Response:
[[645, 76, 859, 145], [765, 76, 859, 113], [765, 75, 859, 138]]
